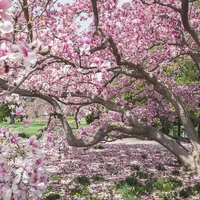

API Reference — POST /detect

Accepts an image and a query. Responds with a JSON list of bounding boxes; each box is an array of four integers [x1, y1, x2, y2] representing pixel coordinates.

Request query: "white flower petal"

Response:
[[22, 171, 29, 184], [0, 55, 8, 61], [24, 57, 31, 68], [13, 174, 21, 184], [8, 52, 23, 61], [28, 52, 37, 65], [3, 188, 12, 199], [0, 21, 13, 33]]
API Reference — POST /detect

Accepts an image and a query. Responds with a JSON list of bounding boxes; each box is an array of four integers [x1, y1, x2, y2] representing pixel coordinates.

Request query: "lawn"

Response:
[[0, 119, 45, 136], [0, 117, 88, 136]]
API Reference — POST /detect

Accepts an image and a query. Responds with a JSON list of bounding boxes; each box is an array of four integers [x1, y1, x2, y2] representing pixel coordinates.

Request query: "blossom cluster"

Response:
[[0, 127, 47, 200]]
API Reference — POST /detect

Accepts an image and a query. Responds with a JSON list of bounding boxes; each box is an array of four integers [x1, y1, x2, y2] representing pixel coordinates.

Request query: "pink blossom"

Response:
[[0, 0, 12, 10], [22, 118, 31, 126], [0, 169, 6, 174], [18, 41, 37, 67], [1, 127, 7, 137], [29, 136, 40, 148], [15, 106, 24, 117], [0, 0, 13, 33]]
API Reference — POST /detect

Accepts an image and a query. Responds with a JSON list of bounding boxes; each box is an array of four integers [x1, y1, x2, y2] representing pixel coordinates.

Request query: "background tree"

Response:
[[0, 103, 10, 122]]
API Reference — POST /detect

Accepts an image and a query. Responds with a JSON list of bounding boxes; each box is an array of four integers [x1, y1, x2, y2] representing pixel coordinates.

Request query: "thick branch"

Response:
[[181, 0, 200, 46], [57, 108, 193, 167], [188, 52, 200, 71], [0, 78, 57, 107]]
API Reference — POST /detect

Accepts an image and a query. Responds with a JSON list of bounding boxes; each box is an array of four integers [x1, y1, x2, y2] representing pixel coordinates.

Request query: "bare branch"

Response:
[[140, 0, 181, 13], [91, 0, 99, 28], [22, 0, 33, 42], [50, 54, 77, 68]]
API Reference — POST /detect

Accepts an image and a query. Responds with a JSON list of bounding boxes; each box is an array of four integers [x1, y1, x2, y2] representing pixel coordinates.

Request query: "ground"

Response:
[[44, 139, 200, 200], [1, 119, 200, 199]]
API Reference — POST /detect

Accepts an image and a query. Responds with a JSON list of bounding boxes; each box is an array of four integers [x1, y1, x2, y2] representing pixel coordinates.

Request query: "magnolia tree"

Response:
[[0, 0, 200, 174]]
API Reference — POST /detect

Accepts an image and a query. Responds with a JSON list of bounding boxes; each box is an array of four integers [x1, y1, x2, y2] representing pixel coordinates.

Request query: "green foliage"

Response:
[[179, 183, 200, 198], [116, 171, 156, 199], [155, 164, 166, 171], [0, 103, 10, 122], [130, 164, 140, 171], [123, 92, 146, 106], [94, 145, 105, 150], [192, 183, 200, 193], [136, 171, 150, 179], [171, 170, 180, 176], [51, 174, 62, 183], [92, 175, 105, 182], [153, 178, 183, 192], [116, 168, 184, 200], [70, 187, 90, 197], [76, 176, 91, 186], [86, 111, 100, 124], [116, 184, 138, 200], [175, 60, 200, 85], [179, 187, 193, 198], [124, 177, 139, 187], [43, 193, 61, 200]]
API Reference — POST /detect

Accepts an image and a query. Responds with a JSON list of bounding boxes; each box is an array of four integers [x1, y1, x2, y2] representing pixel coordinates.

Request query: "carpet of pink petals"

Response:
[[44, 138, 200, 200]]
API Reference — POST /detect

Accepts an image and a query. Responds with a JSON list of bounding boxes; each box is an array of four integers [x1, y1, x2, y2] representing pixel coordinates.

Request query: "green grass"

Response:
[[66, 117, 88, 131], [0, 116, 88, 136], [0, 120, 45, 136]]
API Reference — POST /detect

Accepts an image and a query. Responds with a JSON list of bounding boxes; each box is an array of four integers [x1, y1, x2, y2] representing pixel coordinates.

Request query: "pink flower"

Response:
[[10, 132, 18, 143], [1, 127, 7, 137], [29, 136, 40, 148], [15, 106, 24, 117], [35, 158, 43, 166], [0, 169, 6, 174], [0, 0, 12, 10], [19, 41, 37, 67], [22, 118, 31, 126], [19, 42, 29, 57], [0, 0, 13, 33]]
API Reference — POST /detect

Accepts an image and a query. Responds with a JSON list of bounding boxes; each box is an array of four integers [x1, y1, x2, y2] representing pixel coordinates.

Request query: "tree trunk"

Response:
[[148, 126, 200, 171], [10, 115, 15, 124]]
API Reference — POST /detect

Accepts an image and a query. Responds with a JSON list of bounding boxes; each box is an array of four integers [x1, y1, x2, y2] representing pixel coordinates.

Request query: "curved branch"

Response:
[[181, 0, 200, 47], [57, 109, 193, 167], [0, 78, 57, 107]]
